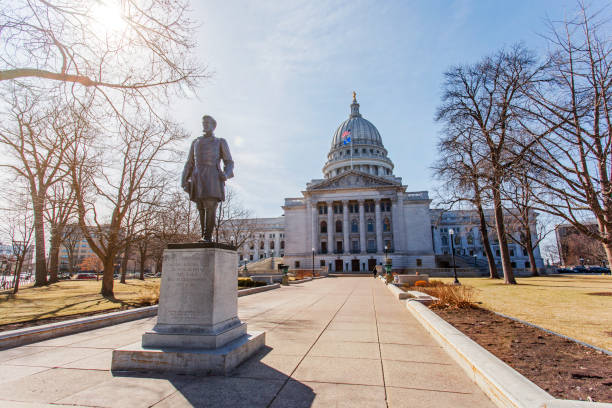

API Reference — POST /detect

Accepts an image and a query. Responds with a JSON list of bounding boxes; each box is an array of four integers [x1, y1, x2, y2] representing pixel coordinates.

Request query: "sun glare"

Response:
[[91, 1, 126, 35]]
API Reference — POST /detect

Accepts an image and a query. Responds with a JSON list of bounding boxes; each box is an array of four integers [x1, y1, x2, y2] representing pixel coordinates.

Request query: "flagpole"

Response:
[[350, 136, 353, 169]]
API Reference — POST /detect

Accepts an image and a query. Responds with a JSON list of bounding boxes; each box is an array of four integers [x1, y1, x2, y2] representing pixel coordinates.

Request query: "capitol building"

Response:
[[237, 95, 544, 273]]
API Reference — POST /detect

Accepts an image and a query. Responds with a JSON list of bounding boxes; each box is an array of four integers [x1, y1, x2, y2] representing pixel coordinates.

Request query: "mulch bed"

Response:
[[0, 305, 141, 333], [435, 306, 612, 403]]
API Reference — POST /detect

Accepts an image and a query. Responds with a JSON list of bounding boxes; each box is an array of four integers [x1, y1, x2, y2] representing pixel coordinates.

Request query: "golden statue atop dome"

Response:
[[352, 91, 356, 101]]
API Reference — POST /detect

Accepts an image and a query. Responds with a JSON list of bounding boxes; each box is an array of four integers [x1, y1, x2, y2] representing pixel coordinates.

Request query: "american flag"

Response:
[[341, 129, 351, 145]]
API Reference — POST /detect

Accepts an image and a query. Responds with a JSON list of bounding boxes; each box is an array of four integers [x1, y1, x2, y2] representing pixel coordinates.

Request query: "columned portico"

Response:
[[359, 199, 366, 254], [375, 199, 383, 253], [342, 200, 349, 254]]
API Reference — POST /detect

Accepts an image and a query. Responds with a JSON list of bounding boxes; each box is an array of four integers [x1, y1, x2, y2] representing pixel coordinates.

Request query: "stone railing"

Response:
[[404, 191, 429, 200]]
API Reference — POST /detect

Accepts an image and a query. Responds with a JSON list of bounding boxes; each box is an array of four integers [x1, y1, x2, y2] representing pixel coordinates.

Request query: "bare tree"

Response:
[[61, 223, 82, 275], [0, 87, 78, 286], [0, 0, 203, 110], [71, 118, 186, 296], [502, 162, 554, 276], [433, 127, 500, 279], [213, 187, 256, 248], [436, 44, 538, 284], [520, 4, 612, 267], [1, 190, 35, 294], [45, 180, 76, 282]]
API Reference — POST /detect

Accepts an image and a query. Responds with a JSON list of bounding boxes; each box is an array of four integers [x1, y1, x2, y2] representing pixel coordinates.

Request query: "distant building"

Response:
[[232, 95, 544, 273], [555, 221, 606, 266]]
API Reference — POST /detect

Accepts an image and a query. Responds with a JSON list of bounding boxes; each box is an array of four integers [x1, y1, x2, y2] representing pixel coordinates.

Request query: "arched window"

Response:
[[367, 219, 374, 232], [335, 220, 342, 233], [280, 241, 285, 249], [467, 233, 474, 245], [270, 241, 275, 249], [383, 218, 391, 232], [259, 241, 264, 250], [441, 236, 448, 246], [351, 219, 359, 233], [320, 221, 327, 234]]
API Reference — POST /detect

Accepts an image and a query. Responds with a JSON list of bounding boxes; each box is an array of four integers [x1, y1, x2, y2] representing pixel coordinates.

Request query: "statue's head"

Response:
[[202, 115, 217, 135]]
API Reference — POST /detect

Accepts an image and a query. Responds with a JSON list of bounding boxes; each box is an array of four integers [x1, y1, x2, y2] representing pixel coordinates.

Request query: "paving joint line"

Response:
[[265, 281, 359, 408], [372, 284, 389, 408]]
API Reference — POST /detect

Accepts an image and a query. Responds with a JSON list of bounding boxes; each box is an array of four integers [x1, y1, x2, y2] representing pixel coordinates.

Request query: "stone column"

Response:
[[392, 195, 404, 252], [343, 200, 349, 254], [310, 201, 317, 253], [359, 199, 366, 253], [327, 201, 334, 254], [375, 199, 383, 253]]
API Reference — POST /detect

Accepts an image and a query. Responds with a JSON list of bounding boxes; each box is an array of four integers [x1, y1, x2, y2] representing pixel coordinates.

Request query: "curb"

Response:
[[1, 283, 282, 350], [289, 277, 313, 284], [0, 306, 158, 350], [384, 281, 612, 407], [238, 283, 280, 296], [405, 300, 553, 408]]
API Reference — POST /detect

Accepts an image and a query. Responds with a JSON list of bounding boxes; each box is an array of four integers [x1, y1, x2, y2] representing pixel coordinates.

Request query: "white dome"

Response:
[[322, 94, 394, 179]]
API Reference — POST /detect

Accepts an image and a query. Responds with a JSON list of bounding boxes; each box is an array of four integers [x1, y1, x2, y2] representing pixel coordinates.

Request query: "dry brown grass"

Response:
[[437, 275, 612, 351], [401, 280, 475, 309], [0, 279, 161, 325]]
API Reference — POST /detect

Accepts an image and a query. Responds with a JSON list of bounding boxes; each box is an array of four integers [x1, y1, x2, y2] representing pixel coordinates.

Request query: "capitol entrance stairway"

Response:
[[435, 254, 489, 275]]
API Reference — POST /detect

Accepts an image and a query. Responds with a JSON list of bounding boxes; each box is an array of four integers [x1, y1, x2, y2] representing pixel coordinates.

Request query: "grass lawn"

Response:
[[438, 274, 612, 352], [0, 279, 160, 326]]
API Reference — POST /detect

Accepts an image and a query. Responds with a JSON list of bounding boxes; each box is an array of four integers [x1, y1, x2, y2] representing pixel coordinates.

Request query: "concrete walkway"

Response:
[[0, 277, 494, 407]]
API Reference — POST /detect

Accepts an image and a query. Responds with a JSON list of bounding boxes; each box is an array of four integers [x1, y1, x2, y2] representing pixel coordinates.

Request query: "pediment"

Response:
[[307, 170, 400, 191]]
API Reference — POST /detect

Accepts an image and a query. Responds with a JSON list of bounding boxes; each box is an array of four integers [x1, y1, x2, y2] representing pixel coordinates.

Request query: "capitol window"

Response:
[[367, 219, 374, 232], [351, 219, 359, 233], [320, 221, 327, 234], [335, 220, 343, 233], [383, 218, 391, 232]]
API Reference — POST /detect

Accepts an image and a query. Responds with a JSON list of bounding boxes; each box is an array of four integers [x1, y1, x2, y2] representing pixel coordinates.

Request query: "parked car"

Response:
[[75, 273, 97, 280], [556, 268, 573, 274], [587, 266, 611, 274], [572, 265, 588, 273], [58, 273, 71, 280]]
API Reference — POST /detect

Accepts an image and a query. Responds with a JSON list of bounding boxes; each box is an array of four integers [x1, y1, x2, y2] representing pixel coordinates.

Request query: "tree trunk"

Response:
[[522, 224, 538, 276], [603, 241, 612, 270], [476, 203, 499, 279], [32, 198, 47, 286], [100, 256, 115, 297], [120, 243, 129, 284], [492, 187, 516, 284], [139, 258, 145, 280], [139, 245, 147, 280], [13, 259, 24, 294], [48, 224, 63, 283], [155, 256, 163, 276]]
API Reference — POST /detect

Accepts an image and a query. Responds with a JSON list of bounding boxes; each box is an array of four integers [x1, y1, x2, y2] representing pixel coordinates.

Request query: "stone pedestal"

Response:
[[111, 243, 265, 375]]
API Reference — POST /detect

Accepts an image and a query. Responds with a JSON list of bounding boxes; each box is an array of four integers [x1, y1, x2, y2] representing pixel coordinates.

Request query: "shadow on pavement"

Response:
[[112, 346, 316, 407]]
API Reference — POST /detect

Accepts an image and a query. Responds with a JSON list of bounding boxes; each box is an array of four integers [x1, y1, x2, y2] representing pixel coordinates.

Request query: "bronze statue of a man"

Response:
[[182, 115, 234, 241]]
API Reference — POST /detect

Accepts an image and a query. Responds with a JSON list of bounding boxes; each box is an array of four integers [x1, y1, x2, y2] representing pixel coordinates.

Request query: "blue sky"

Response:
[[169, 0, 606, 218]]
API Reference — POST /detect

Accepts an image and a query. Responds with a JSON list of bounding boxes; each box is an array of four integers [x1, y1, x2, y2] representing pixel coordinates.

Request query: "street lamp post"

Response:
[[311, 248, 315, 278], [449, 229, 460, 285]]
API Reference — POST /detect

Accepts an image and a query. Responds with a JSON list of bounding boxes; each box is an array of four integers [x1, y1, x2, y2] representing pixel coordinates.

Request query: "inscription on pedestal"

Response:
[[155, 248, 238, 332]]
